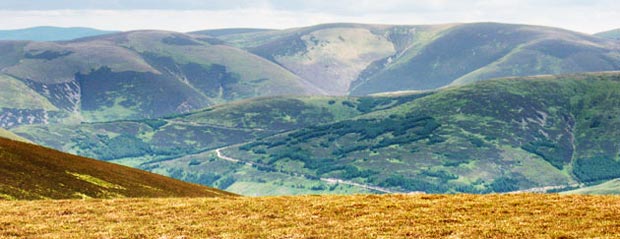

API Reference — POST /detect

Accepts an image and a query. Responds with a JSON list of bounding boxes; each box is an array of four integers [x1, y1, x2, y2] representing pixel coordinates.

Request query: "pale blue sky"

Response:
[[0, 0, 617, 33]]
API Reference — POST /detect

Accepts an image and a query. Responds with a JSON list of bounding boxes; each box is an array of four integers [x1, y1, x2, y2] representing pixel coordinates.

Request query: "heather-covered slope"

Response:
[[0, 137, 234, 200]]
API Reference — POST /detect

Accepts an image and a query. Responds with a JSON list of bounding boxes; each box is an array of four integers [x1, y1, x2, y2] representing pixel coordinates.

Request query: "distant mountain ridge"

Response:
[[210, 22, 620, 95], [190, 28, 274, 37], [1, 22, 619, 129], [0, 26, 116, 41], [0, 30, 321, 128]]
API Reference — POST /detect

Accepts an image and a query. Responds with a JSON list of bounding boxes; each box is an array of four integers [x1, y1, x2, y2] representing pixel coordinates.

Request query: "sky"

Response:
[[0, 0, 618, 34]]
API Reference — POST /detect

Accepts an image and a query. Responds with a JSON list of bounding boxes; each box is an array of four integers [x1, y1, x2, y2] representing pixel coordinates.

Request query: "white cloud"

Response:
[[0, 1, 617, 34]]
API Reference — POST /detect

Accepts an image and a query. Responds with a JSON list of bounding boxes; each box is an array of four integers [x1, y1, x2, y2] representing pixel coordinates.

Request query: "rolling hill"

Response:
[[219, 72, 620, 194], [0, 137, 234, 200], [0, 30, 321, 128], [11, 72, 620, 195], [0, 26, 116, 41], [190, 28, 274, 37], [207, 22, 620, 95], [2, 22, 620, 129], [11, 95, 423, 164], [11, 95, 426, 195], [3, 22, 620, 195], [205, 23, 452, 95]]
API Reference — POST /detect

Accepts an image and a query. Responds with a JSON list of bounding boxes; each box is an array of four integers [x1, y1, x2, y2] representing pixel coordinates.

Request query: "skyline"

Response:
[[0, 0, 618, 34]]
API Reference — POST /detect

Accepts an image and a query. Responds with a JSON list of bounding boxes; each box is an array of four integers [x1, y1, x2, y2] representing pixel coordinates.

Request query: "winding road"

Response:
[[215, 148, 597, 194], [214, 148, 396, 193]]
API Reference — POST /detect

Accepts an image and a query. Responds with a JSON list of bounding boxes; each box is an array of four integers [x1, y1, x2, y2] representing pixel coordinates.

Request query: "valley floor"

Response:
[[1, 194, 619, 238]]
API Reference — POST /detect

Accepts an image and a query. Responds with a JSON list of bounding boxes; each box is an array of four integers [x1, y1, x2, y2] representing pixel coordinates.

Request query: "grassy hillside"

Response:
[[562, 179, 620, 195], [212, 22, 620, 95], [217, 23, 453, 95], [1, 194, 619, 238], [0, 74, 63, 128], [0, 30, 320, 127], [12, 95, 427, 195], [225, 73, 620, 194], [352, 23, 620, 94], [0, 26, 116, 41], [12, 95, 421, 163], [0, 137, 234, 200], [2, 23, 619, 128], [14, 72, 620, 195]]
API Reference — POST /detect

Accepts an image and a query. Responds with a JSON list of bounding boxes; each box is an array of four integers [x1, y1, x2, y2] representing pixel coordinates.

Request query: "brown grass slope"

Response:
[[1, 194, 619, 238], [0, 128, 30, 143], [0, 137, 234, 200]]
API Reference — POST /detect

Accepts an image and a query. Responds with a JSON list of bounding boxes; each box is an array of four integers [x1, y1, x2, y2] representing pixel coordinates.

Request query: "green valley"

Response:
[[3, 22, 620, 196], [12, 95, 426, 195], [11, 72, 620, 195], [221, 73, 620, 194]]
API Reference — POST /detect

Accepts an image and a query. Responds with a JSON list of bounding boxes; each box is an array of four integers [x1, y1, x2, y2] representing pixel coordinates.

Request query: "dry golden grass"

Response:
[[1, 194, 620, 238]]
